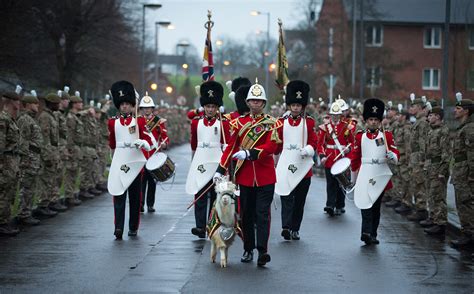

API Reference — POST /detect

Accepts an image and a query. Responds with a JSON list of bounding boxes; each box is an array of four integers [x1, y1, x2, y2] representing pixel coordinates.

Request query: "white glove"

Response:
[[133, 139, 151, 151], [219, 106, 225, 113], [386, 151, 398, 163], [232, 150, 249, 160], [213, 172, 223, 182], [221, 144, 228, 152], [300, 145, 315, 158], [198, 106, 204, 113]]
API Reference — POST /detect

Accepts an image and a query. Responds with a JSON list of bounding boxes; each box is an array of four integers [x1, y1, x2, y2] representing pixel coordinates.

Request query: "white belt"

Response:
[[326, 145, 345, 149], [116, 141, 135, 148], [197, 141, 221, 149], [362, 157, 387, 164], [283, 143, 301, 150]]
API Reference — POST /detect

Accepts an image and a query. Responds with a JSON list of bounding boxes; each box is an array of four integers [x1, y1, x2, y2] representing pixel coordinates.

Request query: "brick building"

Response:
[[315, 0, 474, 104]]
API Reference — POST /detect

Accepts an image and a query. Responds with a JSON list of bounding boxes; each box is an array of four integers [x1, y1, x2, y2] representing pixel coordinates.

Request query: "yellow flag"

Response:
[[275, 19, 289, 91]]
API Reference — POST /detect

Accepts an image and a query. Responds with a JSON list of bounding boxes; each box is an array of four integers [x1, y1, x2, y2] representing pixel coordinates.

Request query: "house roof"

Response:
[[342, 0, 474, 25]]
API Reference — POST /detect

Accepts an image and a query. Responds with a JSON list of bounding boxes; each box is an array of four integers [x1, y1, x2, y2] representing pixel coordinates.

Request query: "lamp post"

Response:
[[141, 3, 162, 95], [175, 41, 190, 93], [251, 10, 270, 92], [154, 20, 172, 92]]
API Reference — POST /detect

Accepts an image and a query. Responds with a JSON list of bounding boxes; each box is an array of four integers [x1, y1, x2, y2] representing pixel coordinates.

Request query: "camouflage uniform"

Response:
[[409, 111, 429, 214], [0, 110, 20, 226], [393, 120, 412, 207], [64, 109, 84, 200], [451, 114, 474, 237], [79, 111, 100, 193], [425, 122, 450, 226], [17, 109, 43, 219], [38, 106, 60, 208], [385, 118, 398, 201], [55, 109, 68, 199], [96, 112, 109, 186]]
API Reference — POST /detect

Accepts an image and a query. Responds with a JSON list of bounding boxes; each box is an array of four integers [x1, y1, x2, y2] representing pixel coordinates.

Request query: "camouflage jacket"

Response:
[[451, 115, 474, 185], [38, 108, 59, 163], [409, 112, 429, 165], [66, 111, 85, 149], [17, 110, 43, 169], [0, 110, 20, 155], [55, 110, 68, 148], [81, 114, 98, 148], [425, 123, 450, 177], [393, 121, 411, 163]]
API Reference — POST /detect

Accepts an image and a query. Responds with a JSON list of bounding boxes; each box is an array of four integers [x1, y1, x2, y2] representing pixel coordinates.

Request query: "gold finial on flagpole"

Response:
[[278, 18, 283, 27], [205, 10, 214, 29]]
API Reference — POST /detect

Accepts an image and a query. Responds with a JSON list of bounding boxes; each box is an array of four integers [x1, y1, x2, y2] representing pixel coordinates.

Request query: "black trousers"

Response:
[[113, 175, 141, 231], [194, 181, 216, 229], [325, 168, 345, 209], [361, 192, 384, 237], [240, 184, 274, 254], [280, 177, 311, 231], [141, 169, 156, 209]]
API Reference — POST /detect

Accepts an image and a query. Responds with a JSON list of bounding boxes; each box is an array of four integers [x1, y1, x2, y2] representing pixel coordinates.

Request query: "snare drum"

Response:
[[146, 152, 175, 182], [330, 157, 354, 193]]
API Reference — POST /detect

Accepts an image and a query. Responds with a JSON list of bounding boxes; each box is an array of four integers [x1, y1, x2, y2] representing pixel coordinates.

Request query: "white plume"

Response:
[[455, 92, 462, 102], [398, 103, 403, 112], [97, 102, 102, 109], [409, 93, 415, 101], [421, 95, 427, 103], [31, 90, 37, 97], [219, 106, 225, 113], [228, 91, 235, 102], [425, 101, 432, 111], [225, 80, 232, 91], [387, 101, 393, 108], [309, 97, 314, 103], [15, 85, 22, 94], [57, 90, 63, 97], [63, 86, 70, 93], [75, 91, 80, 97], [194, 85, 200, 96], [105, 94, 110, 100], [89, 100, 94, 107]]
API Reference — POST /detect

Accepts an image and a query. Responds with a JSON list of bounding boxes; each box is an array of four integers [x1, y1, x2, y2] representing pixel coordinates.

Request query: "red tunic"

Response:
[[217, 113, 282, 187], [142, 114, 169, 158], [316, 119, 354, 168], [190, 116, 231, 151], [187, 109, 204, 120], [275, 115, 318, 178], [349, 130, 400, 191], [107, 115, 151, 150]]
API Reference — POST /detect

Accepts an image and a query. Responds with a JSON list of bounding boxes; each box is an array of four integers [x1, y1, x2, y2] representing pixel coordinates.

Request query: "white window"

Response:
[[366, 66, 382, 88], [424, 27, 441, 48], [366, 25, 383, 47], [469, 30, 474, 50], [468, 70, 474, 90], [422, 68, 440, 90]]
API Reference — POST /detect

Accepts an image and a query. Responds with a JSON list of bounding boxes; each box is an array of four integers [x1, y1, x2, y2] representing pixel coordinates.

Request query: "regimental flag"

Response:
[[202, 26, 215, 82], [275, 18, 289, 91]]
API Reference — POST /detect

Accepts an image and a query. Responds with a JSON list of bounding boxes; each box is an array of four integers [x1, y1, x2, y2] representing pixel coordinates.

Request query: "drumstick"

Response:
[[333, 143, 352, 162], [155, 137, 169, 152], [187, 182, 215, 209], [381, 124, 390, 153]]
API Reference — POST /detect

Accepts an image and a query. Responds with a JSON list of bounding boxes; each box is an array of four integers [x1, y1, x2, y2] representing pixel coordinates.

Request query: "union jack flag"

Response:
[[202, 30, 214, 81]]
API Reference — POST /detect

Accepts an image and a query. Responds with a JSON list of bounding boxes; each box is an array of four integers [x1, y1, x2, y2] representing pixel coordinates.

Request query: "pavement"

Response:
[[0, 144, 472, 293]]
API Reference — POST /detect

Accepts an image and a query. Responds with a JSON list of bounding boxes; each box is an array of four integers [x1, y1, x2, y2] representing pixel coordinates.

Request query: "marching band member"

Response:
[[317, 101, 354, 216], [214, 79, 282, 267], [139, 92, 168, 213], [350, 98, 399, 245], [107, 81, 153, 239], [275, 80, 317, 241], [186, 81, 230, 239]]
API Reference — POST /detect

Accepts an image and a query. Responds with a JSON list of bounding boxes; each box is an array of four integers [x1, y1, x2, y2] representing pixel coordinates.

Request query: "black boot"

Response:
[[419, 219, 434, 227], [241, 250, 254, 263], [324, 206, 335, 216], [257, 252, 271, 267], [18, 216, 40, 226], [0, 224, 20, 236], [395, 203, 412, 214], [34, 207, 58, 217], [424, 225, 445, 235], [450, 235, 473, 248], [281, 228, 291, 240], [385, 200, 400, 208], [79, 189, 94, 200], [361, 233, 372, 245], [191, 227, 206, 238]]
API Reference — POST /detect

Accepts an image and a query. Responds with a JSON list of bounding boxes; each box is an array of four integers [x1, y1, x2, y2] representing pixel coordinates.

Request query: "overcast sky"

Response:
[[139, 0, 319, 55]]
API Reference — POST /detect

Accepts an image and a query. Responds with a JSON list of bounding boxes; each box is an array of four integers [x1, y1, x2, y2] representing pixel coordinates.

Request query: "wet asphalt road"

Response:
[[0, 144, 472, 293]]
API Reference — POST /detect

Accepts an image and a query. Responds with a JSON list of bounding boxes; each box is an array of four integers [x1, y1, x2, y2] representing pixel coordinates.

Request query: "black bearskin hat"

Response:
[[235, 85, 251, 114], [199, 81, 223, 107], [110, 80, 136, 109], [285, 80, 310, 106], [363, 98, 385, 121]]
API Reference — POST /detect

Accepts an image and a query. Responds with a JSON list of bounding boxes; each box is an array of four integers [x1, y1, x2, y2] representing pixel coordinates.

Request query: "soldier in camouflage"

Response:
[[37, 93, 66, 215], [393, 107, 413, 214], [55, 88, 70, 208], [95, 104, 109, 191], [422, 105, 450, 235], [384, 101, 399, 204], [0, 88, 22, 236], [17, 91, 43, 226], [406, 95, 430, 221], [64, 93, 84, 205], [450, 93, 474, 248]]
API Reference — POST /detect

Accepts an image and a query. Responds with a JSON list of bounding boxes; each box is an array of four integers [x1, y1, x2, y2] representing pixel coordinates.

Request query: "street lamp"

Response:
[[175, 41, 190, 92], [250, 10, 271, 93], [155, 20, 172, 92], [141, 3, 162, 95]]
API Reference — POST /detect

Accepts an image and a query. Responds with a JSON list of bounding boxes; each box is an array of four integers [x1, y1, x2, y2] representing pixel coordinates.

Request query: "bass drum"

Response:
[[146, 152, 175, 182], [330, 157, 354, 194]]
